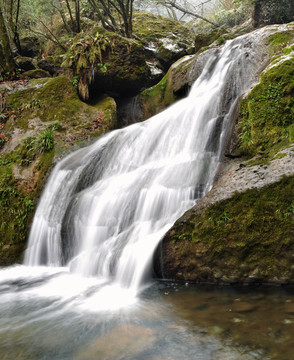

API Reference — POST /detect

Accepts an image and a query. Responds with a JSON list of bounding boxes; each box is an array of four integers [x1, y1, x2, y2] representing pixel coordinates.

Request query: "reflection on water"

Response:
[[162, 283, 294, 360], [1, 266, 294, 360]]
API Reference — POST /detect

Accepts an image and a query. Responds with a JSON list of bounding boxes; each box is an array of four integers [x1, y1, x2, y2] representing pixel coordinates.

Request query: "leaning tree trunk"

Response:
[[0, 5, 16, 75]]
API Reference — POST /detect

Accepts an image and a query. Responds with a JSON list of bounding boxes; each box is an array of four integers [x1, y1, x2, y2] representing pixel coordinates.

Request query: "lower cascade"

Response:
[[24, 31, 267, 294]]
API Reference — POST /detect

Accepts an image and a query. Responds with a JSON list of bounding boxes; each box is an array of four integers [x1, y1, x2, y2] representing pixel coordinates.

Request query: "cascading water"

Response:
[[1, 29, 284, 360], [24, 32, 266, 295]]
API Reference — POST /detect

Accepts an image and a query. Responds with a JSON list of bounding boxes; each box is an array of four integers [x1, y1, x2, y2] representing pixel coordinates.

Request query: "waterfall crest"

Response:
[[24, 31, 268, 293]]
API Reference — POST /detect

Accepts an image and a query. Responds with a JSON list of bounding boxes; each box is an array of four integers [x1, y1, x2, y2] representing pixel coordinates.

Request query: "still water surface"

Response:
[[1, 266, 294, 360]]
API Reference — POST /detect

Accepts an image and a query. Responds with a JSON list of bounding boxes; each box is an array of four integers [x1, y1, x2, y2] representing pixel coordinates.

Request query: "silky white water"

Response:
[[24, 32, 267, 296]]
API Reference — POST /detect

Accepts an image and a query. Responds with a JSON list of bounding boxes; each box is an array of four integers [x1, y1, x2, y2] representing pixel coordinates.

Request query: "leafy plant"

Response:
[[20, 127, 55, 166], [62, 32, 113, 99], [0, 134, 8, 149], [34, 128, 54, 153]]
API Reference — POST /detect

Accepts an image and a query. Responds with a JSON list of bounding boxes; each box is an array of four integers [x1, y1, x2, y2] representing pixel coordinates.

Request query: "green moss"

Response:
[[5, 77, 106, 131], [216, 37, 225, 45], [238, 58, 294, 158], [194, 28, 228, 53], [22, 69, 51, 79], [92, 96, 117, 129], [132, 11, 194, 45], [267, 31, 294, 55], [194, 176, 294, 264], [0, 159, 34, 264], [139, 70, 175, 119], [167, 176, 294, 282], [0, 78, 117, 264]]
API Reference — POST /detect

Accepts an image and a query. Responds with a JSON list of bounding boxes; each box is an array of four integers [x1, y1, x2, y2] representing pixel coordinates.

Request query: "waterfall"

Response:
[[24, 32, 268, 294]]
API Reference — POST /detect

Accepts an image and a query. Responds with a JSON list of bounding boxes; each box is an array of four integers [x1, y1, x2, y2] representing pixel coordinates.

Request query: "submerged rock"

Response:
[[75, 324, 156, 360]]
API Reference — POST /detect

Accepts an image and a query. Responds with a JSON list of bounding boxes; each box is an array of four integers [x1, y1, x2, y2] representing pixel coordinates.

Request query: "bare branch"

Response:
[[164, 0, 220, 27]]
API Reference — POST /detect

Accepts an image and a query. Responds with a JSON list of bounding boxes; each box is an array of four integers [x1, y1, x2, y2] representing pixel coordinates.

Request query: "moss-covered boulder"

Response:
[[139, 55, 195, 119], [156, 176, 294, 284], [88, 29, 151, 97], [22, 69, 51, 79], [132, 11, 195, 71], [0, 76, 116, 265], [238, 35, 294, 159], [15, 56, 37, 71]]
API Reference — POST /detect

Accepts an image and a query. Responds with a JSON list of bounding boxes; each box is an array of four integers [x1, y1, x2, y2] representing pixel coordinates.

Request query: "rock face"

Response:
[[155, 23, 294, 285], [0, 77, 117, 265]]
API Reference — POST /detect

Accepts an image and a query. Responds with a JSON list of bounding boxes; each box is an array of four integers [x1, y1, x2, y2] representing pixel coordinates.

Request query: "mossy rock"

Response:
[[238, 56, 294, 158], [0, 77, 117, 265], [194, 28, 228, 53], [92, 95, 117, 129], [157, 176, 294, 284], [133, 11, 195, 70], [139, 71, 173, 119], [139, 55, 196, 119], [6, 76, 113, 130], [22, 69, 51, 79], [15, 56, 37, 71], [266, 29, 294, 55], [57, 26, 151, 98], [139, 55, 197, 119], [133, 11, 194, 44], [89, 30, 151, 97]]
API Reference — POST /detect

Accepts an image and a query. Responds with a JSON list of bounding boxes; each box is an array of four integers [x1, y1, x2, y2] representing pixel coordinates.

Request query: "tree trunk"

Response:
[[74, 0, 81, 33], [13, 0, 21, 52], [0, 5, 16, 75]]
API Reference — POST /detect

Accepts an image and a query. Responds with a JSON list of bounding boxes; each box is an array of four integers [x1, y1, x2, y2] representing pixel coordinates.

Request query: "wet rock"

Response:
[[75, 324, 156, 360]]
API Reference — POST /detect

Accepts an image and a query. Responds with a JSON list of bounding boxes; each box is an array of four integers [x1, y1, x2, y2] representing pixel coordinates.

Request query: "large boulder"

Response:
[[132, 11, 195, 72]]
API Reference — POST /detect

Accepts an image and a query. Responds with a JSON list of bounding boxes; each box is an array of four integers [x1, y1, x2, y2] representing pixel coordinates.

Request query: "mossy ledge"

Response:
[[238, 57, 294, 159], [156, 176, 294, 285], [0, 77, 116, 265]]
